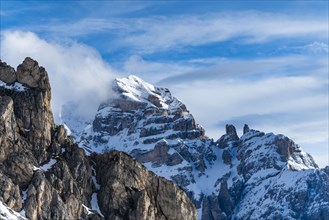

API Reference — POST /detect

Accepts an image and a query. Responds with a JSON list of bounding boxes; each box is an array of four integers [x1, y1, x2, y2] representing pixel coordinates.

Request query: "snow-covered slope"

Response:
[[214, 126, 328, 219], [0, 201, 26, 220], [76, 75, 329, 219]]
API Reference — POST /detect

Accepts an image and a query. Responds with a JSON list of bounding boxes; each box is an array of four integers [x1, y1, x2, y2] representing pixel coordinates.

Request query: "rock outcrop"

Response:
[[0, 58, 53, 164], [0, 58, 197, 220], [92, 151, 196, 220]]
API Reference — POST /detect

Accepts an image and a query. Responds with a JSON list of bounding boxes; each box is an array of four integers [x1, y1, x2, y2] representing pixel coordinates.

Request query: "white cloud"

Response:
[[0, 30, 119, 122]]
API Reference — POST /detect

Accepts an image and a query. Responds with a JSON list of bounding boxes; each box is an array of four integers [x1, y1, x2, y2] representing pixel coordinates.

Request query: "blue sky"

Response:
[[0, 0, 328, 167]]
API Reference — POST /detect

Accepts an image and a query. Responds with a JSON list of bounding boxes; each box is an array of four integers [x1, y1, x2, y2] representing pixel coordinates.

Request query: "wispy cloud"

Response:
[[0, 3, 50, 17], [274, 41, 329, 55], [121, 12, 327, 53], [122, 55, 199, 82], [158, 55, 327, 84], [0, 31, 119, 122], [9, 11, 327, 54]]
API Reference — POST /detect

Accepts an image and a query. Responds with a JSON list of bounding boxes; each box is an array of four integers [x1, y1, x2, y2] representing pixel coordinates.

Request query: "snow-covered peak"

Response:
[[114, 75, 156, 102], [112, 75, 185, 113]]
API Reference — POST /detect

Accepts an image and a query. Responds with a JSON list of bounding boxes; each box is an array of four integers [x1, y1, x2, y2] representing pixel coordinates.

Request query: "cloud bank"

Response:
[[0, 30, 118, 122]]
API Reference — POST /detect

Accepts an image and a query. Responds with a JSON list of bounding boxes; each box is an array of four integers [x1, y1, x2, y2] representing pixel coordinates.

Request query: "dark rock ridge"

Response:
[[92, 151, 196, 220], [75, 74, 329, 219], [0, 58, 197, 220]]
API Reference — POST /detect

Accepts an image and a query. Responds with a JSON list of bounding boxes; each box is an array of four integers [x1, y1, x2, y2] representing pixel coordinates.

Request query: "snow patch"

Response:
[[91, 193, 104, 217], [32, 166, 41, 171], [40, 158, 57, 171], [0, 201, 26, 220], [0, 80, 27, 92], [197, 207, 202, 220], [21, 190, 27, 202], [82, 204, 93, 215]]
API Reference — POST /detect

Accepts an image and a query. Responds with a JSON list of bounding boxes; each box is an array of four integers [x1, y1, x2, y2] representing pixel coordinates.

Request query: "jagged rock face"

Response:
[[0, 58, 196, 220], [16, 58, 50, 89], [216, 124, 239, 149], [0, 61, 16, 84], [92, 151, 197, 220], [202, 128, 328, 220], [76, 75, 329, 220], [0, 58, 54, 164], [0, 96, 17, 162], [0, 58, 92, 219], [0, 173, 22, 212]]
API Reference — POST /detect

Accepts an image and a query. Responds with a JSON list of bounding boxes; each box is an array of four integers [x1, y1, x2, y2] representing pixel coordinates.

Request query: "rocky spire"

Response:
[[225, 124, 239, 141], [16, 57, 50, 89], [243, 124, 250, 135], [0, 57, 54, 163], [1, 58, 50, 89], [0, 60, 16, 84]]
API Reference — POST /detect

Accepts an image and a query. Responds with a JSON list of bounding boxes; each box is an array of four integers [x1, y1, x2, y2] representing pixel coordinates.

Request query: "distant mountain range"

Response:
[[1, 58, 328, 220]]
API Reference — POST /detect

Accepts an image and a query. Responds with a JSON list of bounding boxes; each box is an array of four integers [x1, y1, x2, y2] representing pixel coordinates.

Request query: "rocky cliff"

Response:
[[74, 75, 329, 219], [0, 58, 197, 220]]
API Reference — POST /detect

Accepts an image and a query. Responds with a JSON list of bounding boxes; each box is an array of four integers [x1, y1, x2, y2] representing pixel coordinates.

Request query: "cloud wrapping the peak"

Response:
[[0, 30, 118, 122]]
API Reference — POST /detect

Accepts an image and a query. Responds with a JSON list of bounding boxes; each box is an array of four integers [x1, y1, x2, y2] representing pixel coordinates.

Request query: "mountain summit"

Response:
[[77, 75, 329, 219]]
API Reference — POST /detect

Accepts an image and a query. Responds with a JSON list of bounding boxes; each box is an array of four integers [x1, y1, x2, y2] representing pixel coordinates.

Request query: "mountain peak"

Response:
[[107, 75, 189, 115], [114, 75, 156, 102]]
